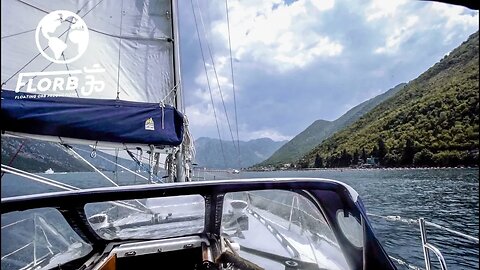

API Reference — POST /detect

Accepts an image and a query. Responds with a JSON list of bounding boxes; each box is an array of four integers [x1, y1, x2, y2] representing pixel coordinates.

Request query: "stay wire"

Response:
[[190, 0, 228, 168], [196, 0, 238, 155], [116, 0, 125, 100], [224, 0, 241, 168]]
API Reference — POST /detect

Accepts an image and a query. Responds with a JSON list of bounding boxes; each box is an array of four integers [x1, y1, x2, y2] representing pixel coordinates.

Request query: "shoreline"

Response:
[[243, 166, 479, 172]]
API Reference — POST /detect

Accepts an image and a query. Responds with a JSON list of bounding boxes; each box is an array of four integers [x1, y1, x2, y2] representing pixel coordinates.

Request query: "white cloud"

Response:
[[430, 2, 479, 30], [211, 0, 343, 72], [185, 103, 223, 129], [193, 75, 232, 104], [370, 1, 478, 55], [366, 0, 407, 22], [185, 101, 236, 142], [186, 103, 291, 142], [374, 15, 419, 54], [241, 128, 292, 141], [310, 0, 335, 11], [182, 0, 479, 142]]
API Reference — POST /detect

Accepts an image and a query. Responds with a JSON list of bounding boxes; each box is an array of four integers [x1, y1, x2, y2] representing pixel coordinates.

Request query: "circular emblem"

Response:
[[35, 10, 89, 64]]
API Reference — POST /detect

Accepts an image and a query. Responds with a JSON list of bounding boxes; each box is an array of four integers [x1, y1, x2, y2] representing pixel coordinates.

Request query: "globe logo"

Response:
[[35, 10, 89, 64]]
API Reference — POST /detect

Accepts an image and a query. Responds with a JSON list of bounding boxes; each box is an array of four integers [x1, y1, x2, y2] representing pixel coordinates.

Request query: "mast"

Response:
[[171, 0, 186, 182]]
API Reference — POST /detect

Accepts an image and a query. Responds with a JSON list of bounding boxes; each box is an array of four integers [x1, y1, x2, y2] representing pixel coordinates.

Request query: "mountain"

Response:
[[194, 137, 287, 169], [301, 31, 479, 168], [258, 83, 406, 166], [1, 137, 141, 173], [1, 137, 92, 172]]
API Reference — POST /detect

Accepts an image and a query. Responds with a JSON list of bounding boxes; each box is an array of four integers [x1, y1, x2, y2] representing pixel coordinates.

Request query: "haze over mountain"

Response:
[[1, 135, 285, 172], [257, 83, 406, 167], [1, 137, 91, 172], [194, 137, 287, 169], [301, 31, 479, 168], [1, 137, 141, 173]]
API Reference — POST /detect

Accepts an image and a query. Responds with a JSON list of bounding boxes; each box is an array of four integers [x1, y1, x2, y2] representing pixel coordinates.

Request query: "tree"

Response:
[[378, 138, 387, 165], [361, 148, 367, 163], [413, 149, 434, 166], [340, 149, 351, 167], [401, 138, 415, 165], [314, 154, 323, 168], [370, 145, 379, 158], [352, 149, 359, 165], [298, 158, 309, 169], [384, 152, 400, 167]]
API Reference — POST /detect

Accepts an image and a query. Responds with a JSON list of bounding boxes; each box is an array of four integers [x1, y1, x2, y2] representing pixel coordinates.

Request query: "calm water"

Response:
[[2, 168, 478, 270]]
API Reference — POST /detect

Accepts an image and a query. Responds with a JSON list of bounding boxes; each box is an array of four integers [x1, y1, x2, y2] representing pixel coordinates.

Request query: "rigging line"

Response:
[[72, 146, 150, 182], [2, 0, 105, 87], [425, 220, 479, 243], [65, 146, 119, 187], [2, 164, 78, 190], [0, 141, 25, 179], [0, 165, 144, 212], [14, 60, 57, 92], [224, 0, 241, 164], [1, 165, 137, 212], [64, 145, 149, 209], [15, 0, 97, 15], [1, 29, 35, 40], [5, 0, 100, 40], [1, 15, 166, 40], [61, 54, 80, 97], [160, 83, 179, 104], [13, 20, 78, 94], [1, 166, 75, 191], [114, 148, 119, 182], [1, 218, 30, 230], [116, 0, 125, 100], [191, 0, 228, 169], [15, 0, 49, 14], [1, 242, 33, 260], [196, 0, 238, 154], [2, 50, 43, 87], [368, 213, 479, 243], [61, 24, 81, 98]]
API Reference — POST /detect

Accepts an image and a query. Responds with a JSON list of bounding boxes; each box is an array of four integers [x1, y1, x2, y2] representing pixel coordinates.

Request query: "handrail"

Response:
[[424, 220, 479, 243], [367, 213, 479, 243], [419, 218, 448, 270], [424, 243, 448, 270], [368, 213, 479, 270], [388, 255, 423, 270]]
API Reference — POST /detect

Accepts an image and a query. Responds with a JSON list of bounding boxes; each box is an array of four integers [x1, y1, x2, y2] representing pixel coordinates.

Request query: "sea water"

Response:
[[1, 168, 478, 270]]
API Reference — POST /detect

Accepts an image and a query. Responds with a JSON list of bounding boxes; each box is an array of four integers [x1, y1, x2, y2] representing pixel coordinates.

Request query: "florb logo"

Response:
[[15, 10, 105, 96], [35, 10, 89, 64]]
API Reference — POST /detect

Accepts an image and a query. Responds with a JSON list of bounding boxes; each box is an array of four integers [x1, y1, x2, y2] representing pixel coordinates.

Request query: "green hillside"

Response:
[[257, 83, 405, 167], [258, 119, 332, 166], [301, 31, 479, 168]]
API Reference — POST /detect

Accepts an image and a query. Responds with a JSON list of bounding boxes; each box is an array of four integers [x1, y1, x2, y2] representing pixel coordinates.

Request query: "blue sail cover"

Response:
[[1, 90, 183, 146]]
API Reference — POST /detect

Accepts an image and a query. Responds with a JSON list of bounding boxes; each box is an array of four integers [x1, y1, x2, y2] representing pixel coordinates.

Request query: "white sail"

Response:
[[1, 0, 192, 182], [1, 0, 176, 104]]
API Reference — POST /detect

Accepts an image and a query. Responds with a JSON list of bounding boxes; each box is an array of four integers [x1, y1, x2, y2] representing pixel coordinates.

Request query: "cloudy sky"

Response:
[[176, 0, 478, 142]]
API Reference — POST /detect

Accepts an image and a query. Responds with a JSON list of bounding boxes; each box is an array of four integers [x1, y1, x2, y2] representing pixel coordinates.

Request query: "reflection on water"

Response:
[[1, 168, 478, 270]]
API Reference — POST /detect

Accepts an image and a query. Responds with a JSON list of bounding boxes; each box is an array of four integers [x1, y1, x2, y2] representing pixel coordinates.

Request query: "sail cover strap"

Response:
[[1, 90, 184, 146]]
